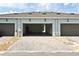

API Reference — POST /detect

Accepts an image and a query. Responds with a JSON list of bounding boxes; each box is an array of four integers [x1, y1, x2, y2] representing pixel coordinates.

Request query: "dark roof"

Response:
[[0, 12, 79, 18]]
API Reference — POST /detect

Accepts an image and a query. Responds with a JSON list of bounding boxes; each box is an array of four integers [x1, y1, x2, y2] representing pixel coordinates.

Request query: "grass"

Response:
[[0, 37, 19, 51], [57, 37, 79, 52]]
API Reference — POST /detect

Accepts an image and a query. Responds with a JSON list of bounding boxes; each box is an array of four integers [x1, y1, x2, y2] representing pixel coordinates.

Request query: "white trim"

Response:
[[0, 17, 79, 19]]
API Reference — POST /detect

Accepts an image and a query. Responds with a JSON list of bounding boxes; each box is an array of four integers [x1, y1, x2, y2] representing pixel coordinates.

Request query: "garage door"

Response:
[[61, 24, 79, 36], [0, 23, 15, 36], [23, 24, 52, 36]]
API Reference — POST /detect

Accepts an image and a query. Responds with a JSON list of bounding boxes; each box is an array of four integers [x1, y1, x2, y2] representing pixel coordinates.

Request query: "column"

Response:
[[15, 19, 18, 37], [17, 18, 22, 37], [56, 19, 61, 36], [53, 22, 55, 36]]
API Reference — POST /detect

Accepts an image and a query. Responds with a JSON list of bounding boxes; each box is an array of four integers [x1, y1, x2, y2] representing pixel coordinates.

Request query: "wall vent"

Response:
[[44, 19, 46, 22], [67, 19, 69, 22], [29, 19, 31, 22], [6, 18, 8, 22]]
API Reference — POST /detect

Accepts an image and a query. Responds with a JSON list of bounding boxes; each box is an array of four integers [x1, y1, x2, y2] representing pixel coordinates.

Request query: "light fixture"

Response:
[[6, 18, 8, 22]]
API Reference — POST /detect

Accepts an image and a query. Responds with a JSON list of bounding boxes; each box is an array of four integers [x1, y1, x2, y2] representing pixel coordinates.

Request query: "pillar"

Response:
[[15, 19, 18, 37], [18, 19, 22, 37], [52, 22, 55, 36]]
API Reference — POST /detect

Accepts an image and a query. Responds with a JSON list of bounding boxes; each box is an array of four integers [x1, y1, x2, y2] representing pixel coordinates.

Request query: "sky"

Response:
[[0, 3, 79, 14]]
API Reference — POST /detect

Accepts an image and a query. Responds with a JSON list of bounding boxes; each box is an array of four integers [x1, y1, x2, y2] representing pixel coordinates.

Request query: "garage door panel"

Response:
[[0, 23, 15, 36], [61, 24, 79, 36]]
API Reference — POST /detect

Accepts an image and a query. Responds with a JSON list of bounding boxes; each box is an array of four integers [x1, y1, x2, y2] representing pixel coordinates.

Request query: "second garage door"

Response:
[[61, 24, 79, 36], [0, 23, 15, 37]]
